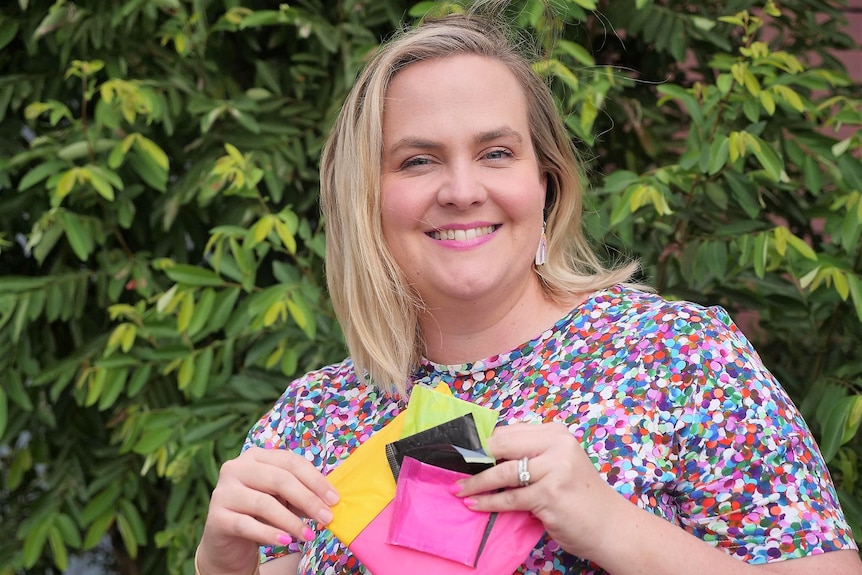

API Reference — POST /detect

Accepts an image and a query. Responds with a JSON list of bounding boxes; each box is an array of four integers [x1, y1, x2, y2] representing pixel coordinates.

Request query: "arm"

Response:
[[581, 471, 860, 574], [195, 446, 339, 575], [260, 554, 300, 575], [456, 423, 862, 575], [458, 302, 857, 573]]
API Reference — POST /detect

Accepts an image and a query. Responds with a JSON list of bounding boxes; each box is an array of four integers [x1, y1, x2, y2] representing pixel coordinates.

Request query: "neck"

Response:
[[419, 275, 578, 365]]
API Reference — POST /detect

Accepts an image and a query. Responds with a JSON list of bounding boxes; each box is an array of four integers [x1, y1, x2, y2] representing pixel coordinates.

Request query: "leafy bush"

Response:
[[0, 0, 859, 572]]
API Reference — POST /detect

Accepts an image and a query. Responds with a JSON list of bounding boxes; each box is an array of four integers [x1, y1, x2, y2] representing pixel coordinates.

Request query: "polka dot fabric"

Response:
[[243, 285, 856, 573]]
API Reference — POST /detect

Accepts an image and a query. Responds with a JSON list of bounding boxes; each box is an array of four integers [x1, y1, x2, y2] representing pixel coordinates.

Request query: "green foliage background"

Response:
[[0, 0, 860, 572]]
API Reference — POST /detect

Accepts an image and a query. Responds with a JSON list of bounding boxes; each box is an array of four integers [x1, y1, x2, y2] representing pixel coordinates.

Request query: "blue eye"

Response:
[[485, 149, 512, 160], [401, 157, 430, 169]]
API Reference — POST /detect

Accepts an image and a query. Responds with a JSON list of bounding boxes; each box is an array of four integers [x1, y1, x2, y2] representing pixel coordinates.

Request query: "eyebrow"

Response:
[[385, 127, 524, 157]]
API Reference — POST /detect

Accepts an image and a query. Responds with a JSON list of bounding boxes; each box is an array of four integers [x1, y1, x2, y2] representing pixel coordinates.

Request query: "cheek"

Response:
[[504, 179, 546, 219], [381, 185, 426, 230]]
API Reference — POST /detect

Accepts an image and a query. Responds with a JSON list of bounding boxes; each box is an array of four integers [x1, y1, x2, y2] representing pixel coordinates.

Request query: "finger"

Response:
[[485, 422, 564, 461], [246, 447, 340, 506], [239, 448, 340, 525], [215, 451, 334, 534], [462, 482, 535, 513], [212, 474, 318, 542], [207, 493, 314, 548], [456, 455, 543, 498]]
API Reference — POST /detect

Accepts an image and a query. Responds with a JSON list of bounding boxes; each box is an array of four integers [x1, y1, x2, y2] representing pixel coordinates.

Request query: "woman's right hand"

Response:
[[196, 446, 340, 575]]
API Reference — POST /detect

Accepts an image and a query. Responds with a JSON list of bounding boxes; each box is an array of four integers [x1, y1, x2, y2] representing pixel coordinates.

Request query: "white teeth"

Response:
[[430, 225, 495, 241]]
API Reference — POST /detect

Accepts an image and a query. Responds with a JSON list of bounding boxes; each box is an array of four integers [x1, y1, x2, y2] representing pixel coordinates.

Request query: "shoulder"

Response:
[[589, 285, 734, 329], [570, 285, 776, 412], [243, 357, 402, 461], [272, 357, 362, 413], [582, 285, 750, 356], [243, 358, 359, 450]]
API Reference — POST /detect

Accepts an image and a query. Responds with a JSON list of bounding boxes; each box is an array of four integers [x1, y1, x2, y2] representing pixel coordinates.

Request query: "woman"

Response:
[[195, 11, 861, 575]]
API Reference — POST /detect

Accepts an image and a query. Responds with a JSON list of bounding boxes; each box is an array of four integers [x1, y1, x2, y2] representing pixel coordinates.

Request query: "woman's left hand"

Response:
[[454, 421, 628, 563]]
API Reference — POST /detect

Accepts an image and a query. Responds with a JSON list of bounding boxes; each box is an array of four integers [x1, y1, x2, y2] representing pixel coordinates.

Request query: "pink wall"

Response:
[[839, 1, 862, 81]]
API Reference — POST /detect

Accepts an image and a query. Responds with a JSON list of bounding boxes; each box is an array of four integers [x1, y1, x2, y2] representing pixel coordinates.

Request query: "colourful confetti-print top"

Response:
[[244, 285, 856, 574]]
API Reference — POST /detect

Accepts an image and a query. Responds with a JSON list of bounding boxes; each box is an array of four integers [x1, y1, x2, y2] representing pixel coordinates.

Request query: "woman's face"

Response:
[[380, 54, 546, 310]]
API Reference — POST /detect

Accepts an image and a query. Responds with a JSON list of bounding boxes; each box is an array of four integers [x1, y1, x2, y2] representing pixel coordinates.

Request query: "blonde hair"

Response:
[[319, 11, 636, 396]]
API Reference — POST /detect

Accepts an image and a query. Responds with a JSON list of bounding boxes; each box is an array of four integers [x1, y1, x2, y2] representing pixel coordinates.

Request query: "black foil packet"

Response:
[[385, 413, 493, 480]]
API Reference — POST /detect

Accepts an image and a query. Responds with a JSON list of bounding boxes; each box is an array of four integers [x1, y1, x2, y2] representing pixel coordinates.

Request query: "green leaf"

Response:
[[33, 220, 65, 264], [785, 233, 817, 261], [128, 148, 167, 192], [555, 39, 595, 66], [704, 183, 728, 210], [48, 524, 69, 571], [84, 368, 107, 407], [187, 288, 216, 337], [132, 426, 174, 454], [7, 447, 32, 490], [118, 499, 147, 547], [288, 292, 315, 339], [657, 84, 704, 126], [54, 168, 79, 200], [5, 371, 34, 410], [116, 512, 138, 558], [58, 210, 94, 261], [54, 513, 82, 547], [724, 172, 761, 218], [19, 160, 68, 191], [753, 232, 767, 278], [33, 5, 71, 39], [601, 170, 640, 194], [842, 396, 862, 445], [847, 274, 862, 323], [177, 292, 194, 332], [22, 514, 52, 567], [274, 218, 296, 254], [128, 364, 152, 398], [0, 20, 19, 51], [86, 166, 116, 200], [707, 135, 729, 175], [135, 136, 169, 171], [57, 141, 93, 161], [177, 355, 194, 391], [97, 368, 128, 410], [802, 155, 822, 195], [183, 412, 237, 443], [108, 141, 127, 168], [11, 291, 29, 343], [0, 277, 47, 293], [189, 346, 214, 399], [164, 264, 225, 287], [819, 393, 851, 462], [748, 135, 784, 181], [0, 387, 7, 440], [83, 513, 114, 550], [716, 73, 733, 95], [204, 287, 241, 334]]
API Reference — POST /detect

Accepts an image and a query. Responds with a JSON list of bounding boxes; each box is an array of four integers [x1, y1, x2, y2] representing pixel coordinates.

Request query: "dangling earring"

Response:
[[534, 223, 547, 266]]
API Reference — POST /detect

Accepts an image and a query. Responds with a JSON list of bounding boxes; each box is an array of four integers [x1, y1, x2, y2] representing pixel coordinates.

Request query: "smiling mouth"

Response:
[[428, 225, 498, 241]]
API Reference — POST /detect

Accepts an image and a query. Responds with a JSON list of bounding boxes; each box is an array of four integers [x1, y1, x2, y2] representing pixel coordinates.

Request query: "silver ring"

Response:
[[518, 456, 531, 487]]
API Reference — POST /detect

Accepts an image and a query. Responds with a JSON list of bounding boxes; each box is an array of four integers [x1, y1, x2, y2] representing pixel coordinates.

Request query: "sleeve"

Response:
[[671, 305, 857, 563]]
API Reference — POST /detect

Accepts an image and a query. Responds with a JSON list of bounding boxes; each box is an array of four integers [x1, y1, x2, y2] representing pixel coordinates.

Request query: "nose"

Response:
[[436, 161, 487, 209]]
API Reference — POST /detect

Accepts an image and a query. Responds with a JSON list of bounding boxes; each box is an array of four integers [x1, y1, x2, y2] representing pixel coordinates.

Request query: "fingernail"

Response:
[[318, 508, 334, 524], [277, 533, 292, 545], [324, 490, 340, 505], [463, 497, 478, 508], [303, 526, 316, 542], [449, 482, 463, 495]]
